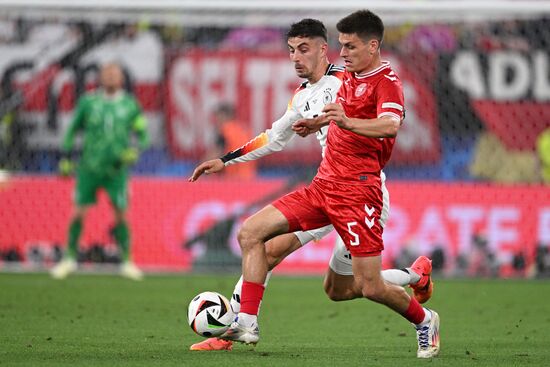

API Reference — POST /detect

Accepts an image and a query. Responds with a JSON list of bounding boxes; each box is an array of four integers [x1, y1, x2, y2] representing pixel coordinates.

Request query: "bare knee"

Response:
[[323, 277, 353, 301], [324, 285, 348, 302], [265, 233, 302, 271], [237, 221, 262, 252]]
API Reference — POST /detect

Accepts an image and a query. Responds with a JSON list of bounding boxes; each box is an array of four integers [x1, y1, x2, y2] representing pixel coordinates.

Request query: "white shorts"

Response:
[[294, 172, 390, 276]]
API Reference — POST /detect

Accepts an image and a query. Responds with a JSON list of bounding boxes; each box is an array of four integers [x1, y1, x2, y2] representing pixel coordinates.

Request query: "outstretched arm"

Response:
[[58, 97, 87, 176], [62, 97, 87, 152], [188, 159, 224, 182], [132, 114, 150, 150], [188, 108, 301, 182], [119, 110, 149, 166]]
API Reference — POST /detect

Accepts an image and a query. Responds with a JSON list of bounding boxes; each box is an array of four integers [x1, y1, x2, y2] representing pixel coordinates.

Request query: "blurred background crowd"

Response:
[[1, 15, 549, 182]]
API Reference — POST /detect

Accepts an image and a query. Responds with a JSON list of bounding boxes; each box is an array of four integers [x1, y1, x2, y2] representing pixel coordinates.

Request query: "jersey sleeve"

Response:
[[376, 76, 405, 122], [130, 97, 149, 150], [220, 104, 302, 166], [62, 95, 87, 152]]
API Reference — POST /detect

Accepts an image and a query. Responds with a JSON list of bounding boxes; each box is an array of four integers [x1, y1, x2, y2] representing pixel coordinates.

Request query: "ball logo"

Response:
[[355, 83, 367, 97]]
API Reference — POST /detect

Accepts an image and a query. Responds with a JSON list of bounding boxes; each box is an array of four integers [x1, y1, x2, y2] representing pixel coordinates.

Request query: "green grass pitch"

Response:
[[1, 273, 549, 366]]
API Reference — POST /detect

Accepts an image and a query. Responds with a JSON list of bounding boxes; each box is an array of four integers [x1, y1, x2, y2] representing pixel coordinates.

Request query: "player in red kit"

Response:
[[219, 10, 440, 358]]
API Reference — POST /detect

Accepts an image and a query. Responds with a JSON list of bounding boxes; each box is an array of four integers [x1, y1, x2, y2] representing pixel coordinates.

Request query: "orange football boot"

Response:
[[409, 256, 434, 304], [190, 338, 233, 351]]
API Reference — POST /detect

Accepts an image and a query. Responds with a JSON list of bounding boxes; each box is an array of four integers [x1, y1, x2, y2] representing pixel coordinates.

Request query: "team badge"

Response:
[[355, 83, 367, 97], [323, 90, 332, 104]]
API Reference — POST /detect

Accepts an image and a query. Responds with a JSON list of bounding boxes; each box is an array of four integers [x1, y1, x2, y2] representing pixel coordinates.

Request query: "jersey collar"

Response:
[[101, 89, 124, 101], [355, 60, 390, 79]]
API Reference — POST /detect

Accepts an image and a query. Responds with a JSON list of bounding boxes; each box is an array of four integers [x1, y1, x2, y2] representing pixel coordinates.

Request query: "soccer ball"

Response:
[[187, 291, 235, 337]]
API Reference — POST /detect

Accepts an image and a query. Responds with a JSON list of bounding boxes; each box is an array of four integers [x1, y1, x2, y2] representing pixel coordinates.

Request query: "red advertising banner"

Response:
[[0, 176, 287, 271], [1, 177, 548, 275], [165, 50, 440, 164]]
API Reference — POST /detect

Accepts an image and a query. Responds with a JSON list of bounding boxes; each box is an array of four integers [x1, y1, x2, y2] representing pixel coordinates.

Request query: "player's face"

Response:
[[100, 64, 124, 92], [287, 36, 327, 81], [339, 33, 379, 74]]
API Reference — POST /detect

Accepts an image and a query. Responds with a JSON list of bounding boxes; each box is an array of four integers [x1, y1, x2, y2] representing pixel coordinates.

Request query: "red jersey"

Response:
[[317, 61, 404, 185]]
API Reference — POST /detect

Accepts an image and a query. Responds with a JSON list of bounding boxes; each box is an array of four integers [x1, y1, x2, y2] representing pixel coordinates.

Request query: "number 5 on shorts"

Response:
[[347, 221, 360, 246]]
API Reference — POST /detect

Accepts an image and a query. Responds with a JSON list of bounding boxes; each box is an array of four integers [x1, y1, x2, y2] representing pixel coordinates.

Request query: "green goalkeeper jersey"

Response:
[[62, 91, 149, 175]]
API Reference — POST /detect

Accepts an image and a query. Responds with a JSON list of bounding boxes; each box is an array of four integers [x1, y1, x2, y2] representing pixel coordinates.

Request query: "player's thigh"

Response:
[[74, 170, 100, 206], [351, 255, 384, 292], [104, 172, 129, 210], [324, 268, 355, 294], [239, 204, 292, 243], [266, 225, 334, 270], [265, 233, 302, 269], [294, 224, 334, 246]]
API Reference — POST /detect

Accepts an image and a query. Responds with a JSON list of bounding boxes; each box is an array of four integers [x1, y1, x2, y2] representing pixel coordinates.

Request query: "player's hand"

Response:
[[292, 119, 317, 137], [188, 159, 225, 182], [120, 147, 139, 166], [58, 158, 74, 177], [322, 103, 353, 130], [292, 115, 328, 137]]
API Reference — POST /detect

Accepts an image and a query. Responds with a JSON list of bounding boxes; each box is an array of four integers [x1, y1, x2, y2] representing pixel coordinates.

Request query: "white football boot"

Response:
[[120, 262, 144, 281], [50, 258, 77, 279], [415, 309, 440, 358], [220, 320, 260, 345]]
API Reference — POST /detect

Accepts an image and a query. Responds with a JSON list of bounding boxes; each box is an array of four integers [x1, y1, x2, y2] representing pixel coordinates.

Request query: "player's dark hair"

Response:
[[336, 10, 384, 44], [286, 18, 327, 42]]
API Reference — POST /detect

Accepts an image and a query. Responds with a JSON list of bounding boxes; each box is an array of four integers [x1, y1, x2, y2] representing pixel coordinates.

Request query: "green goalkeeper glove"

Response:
[[120, 147, 139, 166], [58, 158, 75, 176]]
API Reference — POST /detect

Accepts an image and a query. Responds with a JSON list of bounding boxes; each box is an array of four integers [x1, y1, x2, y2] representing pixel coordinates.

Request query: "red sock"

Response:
[[239, 281, 265, 315], [403, 297, 425, 325]]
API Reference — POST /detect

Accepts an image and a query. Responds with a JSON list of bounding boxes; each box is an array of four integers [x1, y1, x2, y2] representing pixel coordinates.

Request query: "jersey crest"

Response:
[[355, 83, 368, 97]]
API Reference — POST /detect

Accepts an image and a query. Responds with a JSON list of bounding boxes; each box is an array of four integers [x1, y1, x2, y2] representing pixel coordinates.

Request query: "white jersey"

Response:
[[220, 64, 345, 165]]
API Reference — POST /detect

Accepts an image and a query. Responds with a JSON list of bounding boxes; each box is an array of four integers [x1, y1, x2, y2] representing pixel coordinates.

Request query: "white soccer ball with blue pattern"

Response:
[[187, 291, 235, 337]]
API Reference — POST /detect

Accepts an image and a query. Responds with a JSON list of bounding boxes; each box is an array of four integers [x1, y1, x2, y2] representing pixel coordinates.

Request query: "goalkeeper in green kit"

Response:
[[51, 63, 149, 280]]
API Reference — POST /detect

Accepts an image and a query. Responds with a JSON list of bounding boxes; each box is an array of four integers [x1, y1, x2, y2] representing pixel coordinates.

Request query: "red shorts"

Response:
[[273, 178, 384, 257]]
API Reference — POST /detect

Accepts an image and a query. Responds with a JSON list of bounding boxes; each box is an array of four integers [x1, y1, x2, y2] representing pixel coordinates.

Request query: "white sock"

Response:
[[381, 268, 421, 286], [238, 312, 257, 328], [381, 269, 412, 286], [407, 267, 422, 284], [417, 308, 432, 327], [230, 271, 272, 314], [230, 276, 244, 313]]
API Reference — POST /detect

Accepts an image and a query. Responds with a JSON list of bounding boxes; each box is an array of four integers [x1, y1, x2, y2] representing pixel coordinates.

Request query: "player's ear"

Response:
[[368, 39, 380, 53], [319, 41, 328, 57]]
